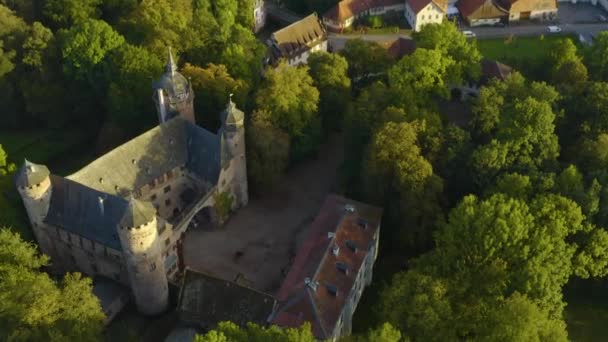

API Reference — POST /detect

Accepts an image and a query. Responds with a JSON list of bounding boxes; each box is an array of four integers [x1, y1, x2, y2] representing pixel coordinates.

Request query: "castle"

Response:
[[15, 49, 248, 316]]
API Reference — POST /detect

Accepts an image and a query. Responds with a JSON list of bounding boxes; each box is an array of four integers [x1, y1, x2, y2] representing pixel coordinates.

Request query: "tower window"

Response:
[[150, 262, 156, 272], [165, 238, 171, 247], [165, 199, 172, 207], [150, 194, 157, 201], [164, 185, 171, 193]]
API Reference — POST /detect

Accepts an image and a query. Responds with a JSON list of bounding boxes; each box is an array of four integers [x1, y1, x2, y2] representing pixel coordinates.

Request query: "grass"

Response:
[[564, 279, 608, 342], [477, 34, 577, 62]]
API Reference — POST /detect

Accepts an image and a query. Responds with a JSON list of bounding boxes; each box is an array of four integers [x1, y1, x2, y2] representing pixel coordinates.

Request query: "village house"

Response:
[[268, 13, 328, 66], [270, 195, 382, 340], [322, 0, 405, 32], [455, 58, 513, 99], [495, 0, 558, 22], [404, 0, 448, 31], [458, 0, 508, 26]]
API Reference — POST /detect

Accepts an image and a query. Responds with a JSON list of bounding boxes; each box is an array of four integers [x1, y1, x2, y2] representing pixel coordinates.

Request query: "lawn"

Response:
[[564, 279, 608, 342], [477, 34, 577, 62]]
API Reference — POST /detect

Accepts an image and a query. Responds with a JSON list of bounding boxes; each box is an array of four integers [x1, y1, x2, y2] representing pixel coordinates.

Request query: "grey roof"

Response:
[[67, 118, 221, 197], [119, 197, 156, 228], [153, 47, 192, 102], [270, 13, 327, 60], [92, 277, 129, 311], [44, 175, 128, 250], [221, 100, 245, 126], [14, 160, 50, 188], [178, 269, 276, 329]]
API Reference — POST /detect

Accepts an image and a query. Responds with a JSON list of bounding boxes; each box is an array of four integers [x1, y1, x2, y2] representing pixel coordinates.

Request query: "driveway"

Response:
[[558, 3, 607, 24], [182, 134, 344, 294]]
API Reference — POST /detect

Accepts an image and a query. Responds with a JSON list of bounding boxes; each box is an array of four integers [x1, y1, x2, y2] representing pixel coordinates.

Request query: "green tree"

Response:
[[580, 82, 608, 134], [213, 191, 234, 225], [216, 24, 265, 88], [0, 228, 105, 341], [21, 22, 54, 70], [236, 0, 254, 29], [0, 144, 15, 176], [388, 48, 454, 108], [307, 51, 351, 131], [43, 0, 101, 28], [548, 38, 588, 93], [0, 4, 26, 77], [340, 39, 391, 82], [477, 293, 569, 342], [247, 111, 290, 193], [255, 61, 319, 137], [413, 21, 481, 85], [61, 19, 125, 81], [195, 321, 315, 342], [586, 31, 608, 81], [181, 63, 248, 130]]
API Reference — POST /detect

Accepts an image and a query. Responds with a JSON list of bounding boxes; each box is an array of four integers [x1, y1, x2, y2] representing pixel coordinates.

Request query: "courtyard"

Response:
[[182, 134, 344, 294]]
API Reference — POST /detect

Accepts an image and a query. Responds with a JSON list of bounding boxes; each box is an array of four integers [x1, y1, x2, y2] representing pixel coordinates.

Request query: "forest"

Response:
[[2, 0, 608, 341]]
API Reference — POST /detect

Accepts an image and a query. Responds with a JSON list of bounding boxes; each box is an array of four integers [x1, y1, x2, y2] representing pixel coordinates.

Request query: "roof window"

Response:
[[357, 218, 368, 230], [326, 284, 339, 296], [346, 240, 358, 253], [344, 204, 355, 213], [332, 244, 340, 256], [328, 232, 336, 239], [336, 262, 349, 275]]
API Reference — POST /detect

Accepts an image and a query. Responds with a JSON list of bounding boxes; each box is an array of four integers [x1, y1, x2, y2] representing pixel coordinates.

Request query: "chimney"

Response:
[[157, 88, 168, 123], [304, 277, 319, 291]]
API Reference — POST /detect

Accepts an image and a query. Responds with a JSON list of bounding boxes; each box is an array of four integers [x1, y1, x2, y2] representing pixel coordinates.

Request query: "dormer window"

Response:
[[346, 240, 358, 253], [332, 244, 340, 256], [326, 284, 338, 296], [357, 218, 368, 230], [336, 262, 349, 275]]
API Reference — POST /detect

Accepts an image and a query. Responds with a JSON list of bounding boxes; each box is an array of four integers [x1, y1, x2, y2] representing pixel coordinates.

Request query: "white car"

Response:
[[462, 31, 476, 38], [546, 26, 562, 33]]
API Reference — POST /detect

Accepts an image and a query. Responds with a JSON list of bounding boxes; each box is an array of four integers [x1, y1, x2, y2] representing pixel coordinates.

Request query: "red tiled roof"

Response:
[[271, 195, 383, 340], [407, 0, 448, 14], [383, 37, 417, 59], [481, 58, 513, 82], [324, 0, 403, 22]]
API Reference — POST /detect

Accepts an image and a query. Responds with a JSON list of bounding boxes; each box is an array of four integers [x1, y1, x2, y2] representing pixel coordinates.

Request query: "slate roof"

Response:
[[67, 118, 220, 197], [407, 0, 448, 14], [44, 175, 128, 250], [270, 13, 326, 60], [221, 100, 244, 127], [14, 160, 50, 188], [271, 195, 383, 340], [119, 197, 156, 228], [323, 0, 403, 23], [178, 269, 276, 329], [153, 48, 192, 102]]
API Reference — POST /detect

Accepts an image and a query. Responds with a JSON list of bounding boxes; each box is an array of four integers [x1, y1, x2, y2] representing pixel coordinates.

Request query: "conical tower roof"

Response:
[[153, 47, 191, 101], [14, 159, 50, 188], [119, 196, 156, 228], [221, 96, 244, 126]]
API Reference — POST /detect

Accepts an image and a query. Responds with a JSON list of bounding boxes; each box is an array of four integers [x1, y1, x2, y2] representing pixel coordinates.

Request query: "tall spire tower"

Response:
[[152, 47, 196, 124]]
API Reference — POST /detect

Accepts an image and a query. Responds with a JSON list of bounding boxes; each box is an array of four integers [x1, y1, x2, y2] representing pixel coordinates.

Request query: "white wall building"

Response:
[[404, 0, 448, 31]]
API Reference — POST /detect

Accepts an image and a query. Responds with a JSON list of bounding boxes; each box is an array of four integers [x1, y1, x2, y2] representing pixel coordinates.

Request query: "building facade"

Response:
[[322, 0, 405, 32], [404, 0, 448, 31], [268, 13, 328, 66], [496, 0, 558, 22], [16, 48, 248, 317], [458, 0, 508, 26], [254, 0, 267, 33]]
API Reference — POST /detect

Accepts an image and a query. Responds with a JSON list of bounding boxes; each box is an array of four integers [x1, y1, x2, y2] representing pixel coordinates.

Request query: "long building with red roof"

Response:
[[322, 0, 405, 32]]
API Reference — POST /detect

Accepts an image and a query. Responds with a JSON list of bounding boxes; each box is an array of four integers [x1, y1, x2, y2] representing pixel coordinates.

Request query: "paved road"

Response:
[[328, 23, 608, 51]]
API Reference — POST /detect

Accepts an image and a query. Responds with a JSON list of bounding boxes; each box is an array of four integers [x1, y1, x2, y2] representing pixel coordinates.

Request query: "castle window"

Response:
[[158, 223, 166, 235], [164, 185, 171, 193], [70, 255, 76, 264], [165, 199, 172, 207], [165, 238, 171, 247], [150, 262, 156, 272], [66, 243, 72, 250], [150, 194, 157, 201]]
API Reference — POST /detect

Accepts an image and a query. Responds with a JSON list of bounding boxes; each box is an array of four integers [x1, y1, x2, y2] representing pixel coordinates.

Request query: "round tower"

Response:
[[117, 197, 169, 316], [15, 160, 57, 259], [152, 47, 195, 124], [219, 97, 248, 207]]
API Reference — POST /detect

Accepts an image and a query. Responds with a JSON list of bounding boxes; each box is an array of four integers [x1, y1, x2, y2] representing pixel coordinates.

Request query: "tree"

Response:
[[580, 82, 608, 134], [477, 293, 569, 342], [61, 19, 125, 81], [21, 22, 54, 70], [0, 228, 105, 341], [0, 144, 15, 176], [586, 31, 608, 81], [346, 323, 406, 342], [104, 43, 163, 133], [236, 0, 254, 29], [0, 4, 27, 77], [194, 321, 315, 342], [548, 38, 587, 93], [412, 21, 481, 85], [181, 63, 248, 130], [388, 48, 454, 108], [215, 24, 265, 89], [340, 39, 391, 82], [255, 61, 319, 137], [307, 51, 351, 131], [246, 111, 290, 193], [43, 0, 101, 28]]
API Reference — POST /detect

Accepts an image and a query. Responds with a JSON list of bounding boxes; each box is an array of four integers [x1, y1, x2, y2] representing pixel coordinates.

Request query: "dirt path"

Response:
[[182, 134, 344, 293]]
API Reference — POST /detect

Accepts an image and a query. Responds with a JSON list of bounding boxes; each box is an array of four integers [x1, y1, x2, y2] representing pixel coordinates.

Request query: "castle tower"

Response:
[[153, 47, 195, 124], [218, 96, 248, 208], [117, 197, 169, 315], [15, 160, 58, 263]]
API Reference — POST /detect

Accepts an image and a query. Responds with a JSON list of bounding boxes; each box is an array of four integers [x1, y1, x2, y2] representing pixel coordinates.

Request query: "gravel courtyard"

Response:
[[182, 134, 344, 293]]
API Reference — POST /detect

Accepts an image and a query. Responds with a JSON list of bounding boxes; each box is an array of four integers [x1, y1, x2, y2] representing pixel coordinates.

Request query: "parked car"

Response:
[[597, 15, 607, 22], [462, 30, 476, 38], [494, 22, 506, 27], [546, 26, 562, 33]]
